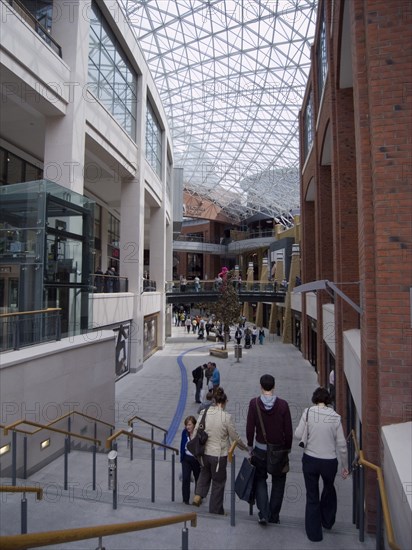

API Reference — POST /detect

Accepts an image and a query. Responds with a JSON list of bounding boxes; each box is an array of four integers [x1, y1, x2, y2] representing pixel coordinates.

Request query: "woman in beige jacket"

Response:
[[192, 387, 247, 514]]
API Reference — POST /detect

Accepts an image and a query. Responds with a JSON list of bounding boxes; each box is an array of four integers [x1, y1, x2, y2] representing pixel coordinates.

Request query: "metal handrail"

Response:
[[106, 429, 177, 453], [3, 420, 100, 445], [351, 430, 400, 550], [0, 308, 61, 318], [0, 513, 197, 550], [48, 410, 115, 430], [2, 410, 114, 437], [0, 486, 43, 500], [0, 423, 29, 435], [127, 415, 167, 433]]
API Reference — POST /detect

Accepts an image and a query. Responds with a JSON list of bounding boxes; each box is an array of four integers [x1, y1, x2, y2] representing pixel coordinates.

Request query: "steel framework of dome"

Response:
[[122, 0, 318, 222]]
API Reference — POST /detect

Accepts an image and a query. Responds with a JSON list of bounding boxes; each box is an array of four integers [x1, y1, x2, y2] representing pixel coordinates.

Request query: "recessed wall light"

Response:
[[0, 443, 11, 456], [40, 438, 50, 450]]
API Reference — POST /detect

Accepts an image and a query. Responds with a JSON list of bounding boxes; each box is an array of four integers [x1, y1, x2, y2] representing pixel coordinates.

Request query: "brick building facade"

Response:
[[298, 0, 411, 533]]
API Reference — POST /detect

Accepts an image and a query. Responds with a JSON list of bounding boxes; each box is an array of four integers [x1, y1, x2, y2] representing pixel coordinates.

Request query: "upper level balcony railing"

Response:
[[6, 0, 62, 57], [91, 273, 129, 293], [166, 279, 287, 295], [175, 229, 275, 245], [0, 307, 61, 352]]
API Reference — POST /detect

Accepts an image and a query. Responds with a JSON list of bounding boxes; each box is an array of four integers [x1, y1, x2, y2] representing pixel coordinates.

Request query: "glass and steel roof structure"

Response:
[[122, 0, 317, 222]]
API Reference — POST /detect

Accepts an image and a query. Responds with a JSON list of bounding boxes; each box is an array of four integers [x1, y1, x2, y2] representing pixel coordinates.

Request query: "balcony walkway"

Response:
[[166, 283, 287, 304], [0, 326, 376, 549]]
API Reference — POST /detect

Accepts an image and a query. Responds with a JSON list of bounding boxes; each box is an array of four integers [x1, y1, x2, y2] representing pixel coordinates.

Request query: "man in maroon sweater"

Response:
[[246, 374, 293, 525]]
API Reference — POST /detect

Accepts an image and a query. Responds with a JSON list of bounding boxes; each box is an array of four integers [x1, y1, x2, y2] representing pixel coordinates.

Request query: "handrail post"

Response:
[[127, 425, 133, 461], [64, 436, 69, 491], [23, 435, 28, 479], [359, 464, 365, 542], [93, 423, 97, 491], [171, 453, 175, 502], [12, 430, 17, 486], [163, 432, 167, 461], [151, 446, 156, 503], [182, 524, 189, 550], [352, 463, 358, 526], [376, 483, 383, 550], [56, 312, 61, 341], [13, 317, 20, 350], [67, 416, 71, 453], [96, 535, 105, 549], [230, 453, 236, 526], [21, 492, 28, 534]]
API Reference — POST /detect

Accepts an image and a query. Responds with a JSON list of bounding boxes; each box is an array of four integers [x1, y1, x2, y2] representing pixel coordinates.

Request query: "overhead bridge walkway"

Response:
[[166, 281, 286, 304]]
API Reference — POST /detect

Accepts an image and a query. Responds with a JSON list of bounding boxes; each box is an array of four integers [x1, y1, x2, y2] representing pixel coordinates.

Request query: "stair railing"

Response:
[[106, 429, 179, 507], [127, 415, 168, 461], [0, 486, 43, 535], [228, 440, 239, 526], [351, 430, 400, 550], [3, 420, 101, 490], [0, 512, 197, 550], [46, 409, 115, 479], [227, 442, 254, 527]]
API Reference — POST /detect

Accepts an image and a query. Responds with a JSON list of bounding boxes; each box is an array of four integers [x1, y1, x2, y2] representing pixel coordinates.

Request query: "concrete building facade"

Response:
[[0, 0, 175, 474]]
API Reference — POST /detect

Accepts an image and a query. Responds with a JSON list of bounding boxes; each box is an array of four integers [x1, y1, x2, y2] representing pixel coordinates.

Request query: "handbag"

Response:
[[186, 409, 208, 461], [235, 457, 256, 503], [255, 398, 290, 475]]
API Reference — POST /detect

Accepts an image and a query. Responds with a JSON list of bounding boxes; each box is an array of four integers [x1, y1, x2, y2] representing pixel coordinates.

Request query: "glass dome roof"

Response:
[[122, 0, 317, 222]]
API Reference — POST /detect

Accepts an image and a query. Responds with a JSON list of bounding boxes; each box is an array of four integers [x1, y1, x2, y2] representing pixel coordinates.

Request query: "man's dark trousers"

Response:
[[252, 447, 286, 523], [195, 379, 202, 403]]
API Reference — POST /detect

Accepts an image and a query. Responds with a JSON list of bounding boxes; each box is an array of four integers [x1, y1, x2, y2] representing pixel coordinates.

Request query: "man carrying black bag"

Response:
[[246, 374, 293, 525]]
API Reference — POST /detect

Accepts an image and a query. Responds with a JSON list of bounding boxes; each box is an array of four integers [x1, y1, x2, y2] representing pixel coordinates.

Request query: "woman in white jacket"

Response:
[[294, 387, 349, 542], [192, 387, 247, 514]]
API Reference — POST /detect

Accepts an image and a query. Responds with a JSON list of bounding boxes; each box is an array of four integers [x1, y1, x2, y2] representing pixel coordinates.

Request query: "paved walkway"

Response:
[[0, 325, 376, 549]]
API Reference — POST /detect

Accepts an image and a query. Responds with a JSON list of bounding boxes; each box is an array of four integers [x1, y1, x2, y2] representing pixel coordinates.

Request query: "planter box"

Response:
[[209, 348, 228, 358]]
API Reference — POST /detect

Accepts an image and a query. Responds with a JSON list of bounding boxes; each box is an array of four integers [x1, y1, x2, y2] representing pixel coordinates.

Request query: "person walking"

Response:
[[251, 326, 258, 345], [294, 387, 349, 542], [192, 387, 248, 514], [246, 374, 293, 525], [180, 416, 201, 504], [234, 326, 243, 345], [258, 327, 265, 345]]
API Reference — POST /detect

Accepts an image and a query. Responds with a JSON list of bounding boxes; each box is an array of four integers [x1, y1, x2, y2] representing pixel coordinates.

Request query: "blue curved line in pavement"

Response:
[[165, 345, 207, 445]]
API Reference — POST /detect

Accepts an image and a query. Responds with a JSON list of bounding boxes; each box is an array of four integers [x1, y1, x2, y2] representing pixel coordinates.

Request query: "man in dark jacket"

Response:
[[192, 364, 206, 403], [246, 374, 293, 525]]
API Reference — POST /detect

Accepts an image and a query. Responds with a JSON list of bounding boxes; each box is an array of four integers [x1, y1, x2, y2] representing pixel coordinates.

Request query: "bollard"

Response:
[[21, 495, 27, 534], [108, 449, 118, 510], [181, 527, 189, 550]]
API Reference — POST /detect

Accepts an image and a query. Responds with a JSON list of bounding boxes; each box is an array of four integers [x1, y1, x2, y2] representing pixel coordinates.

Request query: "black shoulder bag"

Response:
[[255, 398, 290, 476], [186, 409, 208, 462]]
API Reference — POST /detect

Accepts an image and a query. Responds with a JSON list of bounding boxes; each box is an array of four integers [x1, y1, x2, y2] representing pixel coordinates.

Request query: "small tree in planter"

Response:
[[208, 269, 241, 350]]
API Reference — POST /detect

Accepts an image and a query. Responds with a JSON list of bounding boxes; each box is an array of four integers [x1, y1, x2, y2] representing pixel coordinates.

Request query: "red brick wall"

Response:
[[300, 0, 412, 531]]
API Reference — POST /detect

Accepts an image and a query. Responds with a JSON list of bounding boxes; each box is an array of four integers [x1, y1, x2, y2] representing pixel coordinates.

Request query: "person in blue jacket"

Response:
[[180, 415, 201, 504]]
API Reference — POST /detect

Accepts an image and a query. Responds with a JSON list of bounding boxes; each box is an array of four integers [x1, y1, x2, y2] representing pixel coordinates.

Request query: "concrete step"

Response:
[[0, 449, 376, 550]]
